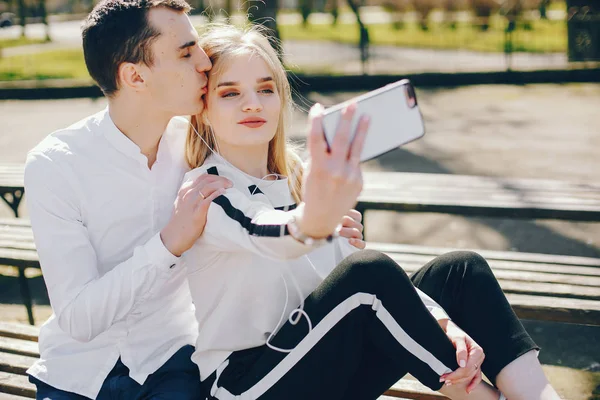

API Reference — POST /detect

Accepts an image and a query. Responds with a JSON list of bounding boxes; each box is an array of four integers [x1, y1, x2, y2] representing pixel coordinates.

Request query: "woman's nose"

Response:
[[243, 94, 263, 112]]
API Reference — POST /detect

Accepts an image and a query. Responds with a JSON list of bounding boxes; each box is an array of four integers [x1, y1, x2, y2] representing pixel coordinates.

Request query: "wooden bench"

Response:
[[0, 321, 448, 399], [358, 172, 600, 230], [1, 241, 599, 398], [0, 164, 24, 219], [0, 219, 38, 326]]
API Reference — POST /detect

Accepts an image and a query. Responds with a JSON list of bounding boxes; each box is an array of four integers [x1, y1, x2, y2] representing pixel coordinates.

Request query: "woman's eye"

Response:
[[222, 92, 238, 98], [260, 89, 274, 94]]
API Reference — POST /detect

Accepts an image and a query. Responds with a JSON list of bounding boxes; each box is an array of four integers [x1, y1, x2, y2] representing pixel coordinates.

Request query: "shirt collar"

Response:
[[98, 108, 146, 162]]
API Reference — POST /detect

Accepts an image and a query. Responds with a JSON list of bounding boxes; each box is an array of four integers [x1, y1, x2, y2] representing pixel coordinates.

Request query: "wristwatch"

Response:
[[287, 216, 341, 247]]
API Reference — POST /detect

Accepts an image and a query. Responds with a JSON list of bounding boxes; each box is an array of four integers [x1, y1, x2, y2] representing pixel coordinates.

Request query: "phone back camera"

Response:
[[405, 84, 418, 109]]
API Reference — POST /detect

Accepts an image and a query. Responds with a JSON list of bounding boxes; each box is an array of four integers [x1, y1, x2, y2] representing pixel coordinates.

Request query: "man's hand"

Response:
[[161, 174, 232, 256], [439, 319, 485, 394], [296, 103, 370, 239], [340, 209, 365, 249]]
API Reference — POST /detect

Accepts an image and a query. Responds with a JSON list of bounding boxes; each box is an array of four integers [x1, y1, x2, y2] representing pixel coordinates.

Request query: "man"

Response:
[[24, 0, 366, 398]]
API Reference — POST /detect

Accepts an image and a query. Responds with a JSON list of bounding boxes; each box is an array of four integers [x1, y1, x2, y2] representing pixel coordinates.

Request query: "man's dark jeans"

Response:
[[29, 345, 201, 400]]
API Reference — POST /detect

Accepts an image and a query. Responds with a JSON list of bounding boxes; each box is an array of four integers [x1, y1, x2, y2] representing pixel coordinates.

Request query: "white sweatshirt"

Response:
[[182, 154, 449, 381]]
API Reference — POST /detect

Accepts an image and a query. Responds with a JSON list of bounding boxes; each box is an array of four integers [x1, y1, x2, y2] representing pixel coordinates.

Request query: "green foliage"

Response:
[[280, 17, 567, 53]]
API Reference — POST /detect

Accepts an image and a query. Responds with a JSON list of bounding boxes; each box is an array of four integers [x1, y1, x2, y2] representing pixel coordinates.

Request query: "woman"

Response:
[[181, 24, 560, 400]]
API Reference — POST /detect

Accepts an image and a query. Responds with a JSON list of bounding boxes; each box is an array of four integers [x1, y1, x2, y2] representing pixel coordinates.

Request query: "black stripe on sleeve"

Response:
[[248, 185, 264, 196], [275, 203, 297, 211], [207, 166, 219, 176], [212, 195, 290, 237]]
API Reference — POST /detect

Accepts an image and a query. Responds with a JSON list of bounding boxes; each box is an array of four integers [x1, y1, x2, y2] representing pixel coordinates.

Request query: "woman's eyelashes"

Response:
[[219, 87, 275, 98]]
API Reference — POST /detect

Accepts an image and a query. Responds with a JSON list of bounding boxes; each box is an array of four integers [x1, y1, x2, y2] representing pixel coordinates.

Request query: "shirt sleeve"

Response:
[[197, 186, 314, 261], [24, 152, 179, 343]]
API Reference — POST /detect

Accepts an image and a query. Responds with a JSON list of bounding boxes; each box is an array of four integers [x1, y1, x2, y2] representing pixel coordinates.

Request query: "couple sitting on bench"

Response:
[[23, 1, 560, 399]]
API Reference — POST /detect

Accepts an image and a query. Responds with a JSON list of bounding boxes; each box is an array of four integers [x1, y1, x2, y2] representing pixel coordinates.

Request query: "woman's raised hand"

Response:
[[296, 103, 370, 239]]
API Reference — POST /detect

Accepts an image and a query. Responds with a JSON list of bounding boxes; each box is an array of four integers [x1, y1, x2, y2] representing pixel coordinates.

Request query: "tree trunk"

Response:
[[298, 0, 313, 27], [347, 0, 369, 73], [17, 0, 26, 37], [247, 0, 282, 58], [39, 0, 50, 41], [329, 0, 339, 26], [224, 0, 233, 22]]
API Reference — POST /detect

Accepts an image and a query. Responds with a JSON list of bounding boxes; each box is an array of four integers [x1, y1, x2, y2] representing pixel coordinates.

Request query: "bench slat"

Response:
[[0, 324, 38, 343], [386, 252, 600, 277], [0, 392, 34, 399], [0, 241, 36, 252], [368, 243, 600, 267], [0, 353, 36, 376], [386, 379, 446, 399], [0, 338, 39, 358], [0, 220, 30, 229], [0, 372, 35, 398], [363, 172, 600, 192]]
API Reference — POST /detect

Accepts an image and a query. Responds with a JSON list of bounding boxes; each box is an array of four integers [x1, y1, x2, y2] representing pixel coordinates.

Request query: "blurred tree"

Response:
[[298, 0, 313, 26], [39, 0, 50, 41], [347, 0, 369, 72], [328, 0, 339, 25], [17, 0, 25, 37], [247, 0, 282, 58], [224, 0, 232, 22]]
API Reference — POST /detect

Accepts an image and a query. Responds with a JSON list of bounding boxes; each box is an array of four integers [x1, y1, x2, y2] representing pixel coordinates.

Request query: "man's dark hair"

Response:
[[82, 0, 191, 97]]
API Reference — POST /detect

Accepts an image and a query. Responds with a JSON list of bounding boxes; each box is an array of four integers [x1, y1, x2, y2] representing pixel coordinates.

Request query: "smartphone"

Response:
[[321, 79, 425, 162]]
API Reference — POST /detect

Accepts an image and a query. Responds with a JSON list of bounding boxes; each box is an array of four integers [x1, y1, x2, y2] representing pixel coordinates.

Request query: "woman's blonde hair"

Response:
[[185, 24, 303, 203]]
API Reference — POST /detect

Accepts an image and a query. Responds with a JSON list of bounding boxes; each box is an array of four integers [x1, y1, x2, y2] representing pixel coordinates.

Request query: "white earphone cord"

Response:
[[189, 121, 322, 354]]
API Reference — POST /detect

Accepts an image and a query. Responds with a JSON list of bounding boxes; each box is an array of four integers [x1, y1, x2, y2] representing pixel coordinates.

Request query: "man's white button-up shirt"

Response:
[[24, 108, 197, 398]]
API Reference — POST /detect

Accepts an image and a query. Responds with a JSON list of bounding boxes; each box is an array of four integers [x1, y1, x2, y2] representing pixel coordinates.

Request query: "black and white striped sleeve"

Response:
[[199, 186, 313, 260]]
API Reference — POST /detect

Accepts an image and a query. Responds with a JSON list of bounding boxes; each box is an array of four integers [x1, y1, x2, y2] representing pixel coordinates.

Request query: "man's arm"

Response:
[[25, 152, 227, 342]]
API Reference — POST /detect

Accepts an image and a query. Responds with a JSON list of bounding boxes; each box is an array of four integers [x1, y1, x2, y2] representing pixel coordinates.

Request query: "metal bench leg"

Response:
[[1, 189, 23, 218], [18, 267, 35, 325]]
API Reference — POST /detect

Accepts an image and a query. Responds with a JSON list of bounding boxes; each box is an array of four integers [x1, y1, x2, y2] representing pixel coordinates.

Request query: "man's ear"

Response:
[[118, 62, 146, 91]]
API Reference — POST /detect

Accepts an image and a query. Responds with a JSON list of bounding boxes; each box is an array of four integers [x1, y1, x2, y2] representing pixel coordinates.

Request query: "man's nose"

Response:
[[196, 48, 212, 73]]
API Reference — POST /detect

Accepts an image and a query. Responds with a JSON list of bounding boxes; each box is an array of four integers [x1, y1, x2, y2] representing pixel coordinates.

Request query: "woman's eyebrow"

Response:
[[216, 77, 274, 88]]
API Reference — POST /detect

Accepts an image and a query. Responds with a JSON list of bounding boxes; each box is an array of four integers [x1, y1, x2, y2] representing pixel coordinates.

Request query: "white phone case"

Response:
[[321, 79, 425, 162]]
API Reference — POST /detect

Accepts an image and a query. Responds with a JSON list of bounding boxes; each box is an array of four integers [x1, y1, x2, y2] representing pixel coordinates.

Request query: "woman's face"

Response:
[[204, 53, 281, 150]]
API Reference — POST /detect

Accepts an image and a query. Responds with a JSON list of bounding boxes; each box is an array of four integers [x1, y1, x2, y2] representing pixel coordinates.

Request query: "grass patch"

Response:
[[0, 37, 49, 49], [280, 16, 567, 53], [0, 48, 90, 81]]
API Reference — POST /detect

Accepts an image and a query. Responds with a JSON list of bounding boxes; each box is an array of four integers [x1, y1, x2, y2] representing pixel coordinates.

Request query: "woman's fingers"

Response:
[[306, 104, 328, 165], [466, 370, 483, 394], [349, 238, 366, 249], [348, 114, 370, 165], [346, 209, 363, 223], [331, 103, 357, 161], [339, 227, 363, 240], [341, 215, 363, 232], [454, 336, 469, 369]]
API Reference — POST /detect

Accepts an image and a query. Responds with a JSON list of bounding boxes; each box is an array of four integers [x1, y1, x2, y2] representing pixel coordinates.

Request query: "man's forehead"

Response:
[[148, 7, 196, 42]]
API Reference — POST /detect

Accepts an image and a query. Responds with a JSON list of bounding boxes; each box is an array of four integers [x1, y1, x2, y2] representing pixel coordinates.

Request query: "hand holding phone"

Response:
[[321, 79, 425, 162]]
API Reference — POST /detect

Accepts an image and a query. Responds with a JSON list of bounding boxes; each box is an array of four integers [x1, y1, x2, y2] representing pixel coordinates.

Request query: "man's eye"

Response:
[[183, 52, 191, 58]]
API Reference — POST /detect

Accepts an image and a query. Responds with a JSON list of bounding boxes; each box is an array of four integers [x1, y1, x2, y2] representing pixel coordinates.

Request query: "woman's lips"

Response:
[[240, 121, 266, 128], [238, 118, 266, 128]]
